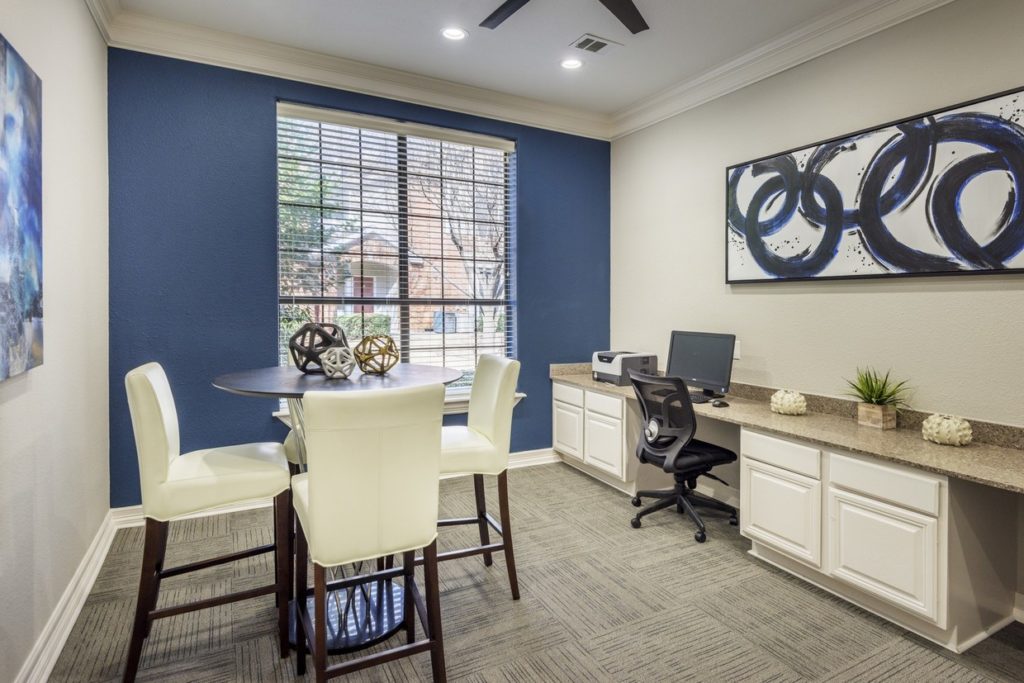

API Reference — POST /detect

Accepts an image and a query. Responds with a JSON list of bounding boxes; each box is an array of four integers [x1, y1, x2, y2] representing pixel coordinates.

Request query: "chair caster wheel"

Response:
[[694, 531, 706, 543], [630, 496, 642, 507], [630, 517, 642, 529], [729, 515, 739, 526]]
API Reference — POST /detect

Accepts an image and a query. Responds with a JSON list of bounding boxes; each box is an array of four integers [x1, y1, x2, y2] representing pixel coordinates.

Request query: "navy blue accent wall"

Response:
[[108, 49, 610, 507]]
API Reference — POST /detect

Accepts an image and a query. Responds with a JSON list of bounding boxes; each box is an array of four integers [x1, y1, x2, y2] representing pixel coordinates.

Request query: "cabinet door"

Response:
[[552, 400, 583, 460], [828, 487, 940, 624], [741, 458, 821, 568], [584, 410, 624, 477]]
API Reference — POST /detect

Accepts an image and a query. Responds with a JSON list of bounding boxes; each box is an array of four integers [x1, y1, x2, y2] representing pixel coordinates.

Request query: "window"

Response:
[[276, 103, 515, 390]]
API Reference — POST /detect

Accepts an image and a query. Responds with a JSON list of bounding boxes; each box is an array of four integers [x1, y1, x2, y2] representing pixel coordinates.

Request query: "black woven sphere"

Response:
[[288, 323, 347, 373]]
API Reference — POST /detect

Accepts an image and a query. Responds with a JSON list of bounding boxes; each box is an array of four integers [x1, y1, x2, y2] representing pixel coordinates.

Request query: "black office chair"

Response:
[[627, 370, 738, 542]]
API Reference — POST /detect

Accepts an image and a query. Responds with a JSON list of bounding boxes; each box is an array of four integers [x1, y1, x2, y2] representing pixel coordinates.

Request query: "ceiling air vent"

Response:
[[571, 34, 621, 55]]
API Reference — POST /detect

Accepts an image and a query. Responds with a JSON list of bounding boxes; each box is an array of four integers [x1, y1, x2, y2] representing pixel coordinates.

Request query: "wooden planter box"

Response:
[[857, 403, 896, 429]]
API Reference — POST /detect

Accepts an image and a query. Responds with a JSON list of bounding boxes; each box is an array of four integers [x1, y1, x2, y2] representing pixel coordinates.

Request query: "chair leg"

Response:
[[473, 474, 493, 567], [677, 493, 708, 539], [496, 471, 520, 600], [403, 550, 416, 644], [273, 490, 291, 658], [123, 518, 168, 683], [314, 564, 328, 683], [631, 496, 676, 527], [144, 520, 168, 638], [295, 522, 308, 677], [422, 540, 447, 682]]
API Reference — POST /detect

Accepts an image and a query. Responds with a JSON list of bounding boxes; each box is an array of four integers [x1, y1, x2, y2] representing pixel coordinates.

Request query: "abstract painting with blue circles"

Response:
[[726, 88, 1024, 283], [0, 33, 43, 381]]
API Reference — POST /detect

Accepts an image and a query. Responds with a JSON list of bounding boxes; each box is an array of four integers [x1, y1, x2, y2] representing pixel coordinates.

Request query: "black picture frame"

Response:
[[724, 83, 1024, 286]]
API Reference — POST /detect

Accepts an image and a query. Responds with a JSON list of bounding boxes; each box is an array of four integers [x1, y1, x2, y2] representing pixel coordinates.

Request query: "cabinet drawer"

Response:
[[828, 487, 941, 625], [741, 457, 821, 568], [742, 430, 820, 479], [830, 453, 942, 517], [585, 390, 622, 419], [552, 382, 584, 407]]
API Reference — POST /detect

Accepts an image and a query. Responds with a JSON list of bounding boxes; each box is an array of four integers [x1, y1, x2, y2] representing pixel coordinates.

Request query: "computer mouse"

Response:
[[711, 399, 729, 408]]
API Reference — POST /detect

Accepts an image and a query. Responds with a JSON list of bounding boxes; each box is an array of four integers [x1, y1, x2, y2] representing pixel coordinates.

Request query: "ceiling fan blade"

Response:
[[597, 0, 650, 34], [480, 0, 532, 29]]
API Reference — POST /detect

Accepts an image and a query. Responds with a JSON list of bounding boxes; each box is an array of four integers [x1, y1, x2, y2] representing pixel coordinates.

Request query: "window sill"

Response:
[[272, 391, 526, 427]]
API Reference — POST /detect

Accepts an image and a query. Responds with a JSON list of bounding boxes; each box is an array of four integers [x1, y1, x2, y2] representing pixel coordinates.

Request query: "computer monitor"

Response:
[[666, 331, 736, 398]]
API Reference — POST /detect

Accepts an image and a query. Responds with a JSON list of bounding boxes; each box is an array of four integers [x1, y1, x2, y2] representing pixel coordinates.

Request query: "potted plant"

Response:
[[845, 367, 909, 429]]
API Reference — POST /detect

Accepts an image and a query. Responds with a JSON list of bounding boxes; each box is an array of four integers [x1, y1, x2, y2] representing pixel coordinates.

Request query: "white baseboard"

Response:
[[14, 510, 119, 683], [508, 448, 558, 469], [1015, 592, 1024, 623]]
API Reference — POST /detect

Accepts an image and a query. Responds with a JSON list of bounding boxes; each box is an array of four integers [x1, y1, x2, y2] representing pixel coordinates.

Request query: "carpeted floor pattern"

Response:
[[52, 463, 1024, 682]]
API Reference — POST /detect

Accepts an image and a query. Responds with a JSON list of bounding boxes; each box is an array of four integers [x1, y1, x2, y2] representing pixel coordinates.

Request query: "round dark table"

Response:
[[213, 362, 463, 655], [213, 362, 464, 399]]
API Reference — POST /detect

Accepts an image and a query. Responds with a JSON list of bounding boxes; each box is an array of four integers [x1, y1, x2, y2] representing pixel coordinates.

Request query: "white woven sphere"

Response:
[[320, 344, 355, 379], [922, 414, 972, 446], [770, 389, 807, 415]]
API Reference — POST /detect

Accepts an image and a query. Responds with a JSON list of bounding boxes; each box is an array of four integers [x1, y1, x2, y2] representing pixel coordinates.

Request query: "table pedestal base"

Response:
[[289, 579, 405, 654]]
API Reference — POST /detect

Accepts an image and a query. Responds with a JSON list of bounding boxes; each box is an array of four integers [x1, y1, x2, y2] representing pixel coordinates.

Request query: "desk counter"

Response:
[[552, 373, 1024, 495]]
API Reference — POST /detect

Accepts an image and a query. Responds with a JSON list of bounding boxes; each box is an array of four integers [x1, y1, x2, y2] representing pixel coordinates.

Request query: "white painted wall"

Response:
[[0, 1, 109, 680], [611, 0, 1024, 428]]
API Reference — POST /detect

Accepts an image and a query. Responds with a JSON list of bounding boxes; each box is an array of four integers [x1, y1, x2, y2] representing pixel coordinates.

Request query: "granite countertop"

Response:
[[551, 372, 1024, 495]]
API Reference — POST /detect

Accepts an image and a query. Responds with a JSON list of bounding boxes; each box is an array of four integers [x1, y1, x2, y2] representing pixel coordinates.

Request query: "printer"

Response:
[[592, 351, 658, 386]]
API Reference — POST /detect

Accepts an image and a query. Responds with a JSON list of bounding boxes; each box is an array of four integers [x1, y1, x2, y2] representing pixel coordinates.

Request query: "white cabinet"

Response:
[[584, 410, 624, 476], [828, 487, 940, 624], [741, 458, 821, 568], [552, 382, 626, 480], [552, 401, 583, 460], [736, 428, 995, 650]]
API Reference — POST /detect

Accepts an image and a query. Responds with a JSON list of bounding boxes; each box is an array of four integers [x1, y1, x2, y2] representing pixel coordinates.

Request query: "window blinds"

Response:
[[276, 103, 515, 389]]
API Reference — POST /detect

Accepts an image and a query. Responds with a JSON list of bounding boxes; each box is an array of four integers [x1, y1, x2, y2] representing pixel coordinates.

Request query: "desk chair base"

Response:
[[630, 477, 737, 543]]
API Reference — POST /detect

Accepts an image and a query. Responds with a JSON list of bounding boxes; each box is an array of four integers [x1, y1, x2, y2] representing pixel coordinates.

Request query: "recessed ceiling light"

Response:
[[442, 27, 468, 41], [560, 58, 583, 70]]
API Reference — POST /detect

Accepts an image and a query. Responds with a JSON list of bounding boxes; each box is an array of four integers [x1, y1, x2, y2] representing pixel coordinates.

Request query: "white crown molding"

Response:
[[84, 0, 614, 140], [610, 0, 957, 138], [86, 0, 956, 141]]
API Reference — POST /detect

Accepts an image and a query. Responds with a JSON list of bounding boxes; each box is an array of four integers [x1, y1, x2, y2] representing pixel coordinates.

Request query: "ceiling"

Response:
[[93, 0, 957, 138]]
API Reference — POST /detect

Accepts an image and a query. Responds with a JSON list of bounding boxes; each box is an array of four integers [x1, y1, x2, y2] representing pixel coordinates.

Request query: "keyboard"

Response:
[[689, 391, 712, 404]]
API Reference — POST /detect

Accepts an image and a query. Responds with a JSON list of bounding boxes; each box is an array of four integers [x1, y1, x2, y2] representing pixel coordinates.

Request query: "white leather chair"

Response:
[[122, 363, 292, 683], [292, 383, 447, 681], [439, 354, 522, 599]]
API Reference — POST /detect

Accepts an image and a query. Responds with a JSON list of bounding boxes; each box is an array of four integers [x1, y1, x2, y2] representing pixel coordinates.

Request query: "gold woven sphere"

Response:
[[354, 335, 400, 375]]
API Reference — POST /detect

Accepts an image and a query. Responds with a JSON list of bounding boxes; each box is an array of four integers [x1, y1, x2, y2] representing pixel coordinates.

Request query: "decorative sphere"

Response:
[[770, 389, 807, 415], [354, 335, 400, 375], [922, 414, 972, 446], [320, 344, 356, 379], [288, 322, 346, 373]]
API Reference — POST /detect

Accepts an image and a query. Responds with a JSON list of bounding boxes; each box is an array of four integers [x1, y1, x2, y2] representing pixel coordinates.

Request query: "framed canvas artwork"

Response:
[[726, 87, 1024, 283], [0, 33, 43, 381]]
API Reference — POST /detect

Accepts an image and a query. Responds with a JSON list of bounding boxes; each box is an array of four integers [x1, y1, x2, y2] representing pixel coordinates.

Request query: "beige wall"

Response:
[[0, 1, 109, 679], [610, 0, 1024, 428]]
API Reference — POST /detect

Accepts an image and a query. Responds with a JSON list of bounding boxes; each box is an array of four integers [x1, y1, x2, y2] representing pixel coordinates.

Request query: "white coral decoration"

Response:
[[770, 389, 807, 415], [922, 414, 972, 446], [320, 344, 356, 379]]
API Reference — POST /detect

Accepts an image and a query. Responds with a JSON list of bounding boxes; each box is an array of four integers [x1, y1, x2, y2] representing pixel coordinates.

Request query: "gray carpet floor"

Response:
[[52, 463, 1024, 682]]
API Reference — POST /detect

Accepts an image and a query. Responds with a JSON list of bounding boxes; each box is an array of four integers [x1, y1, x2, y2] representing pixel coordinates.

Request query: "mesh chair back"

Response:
[[627, 371, 696, 462]]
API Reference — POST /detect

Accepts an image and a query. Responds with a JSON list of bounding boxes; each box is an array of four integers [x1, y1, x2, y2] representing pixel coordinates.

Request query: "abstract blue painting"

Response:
[[726, 87, 1024, 282], [0, 33, 42, 381]]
